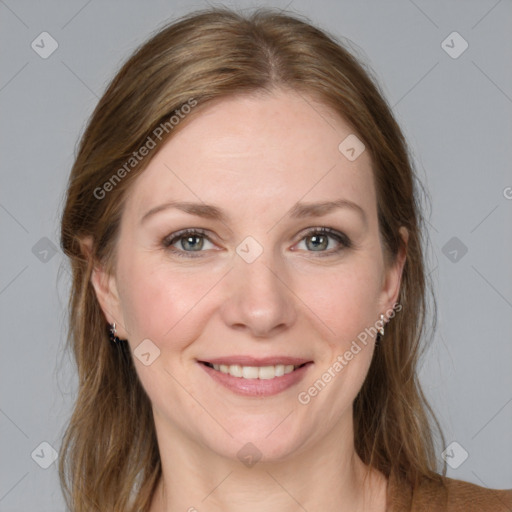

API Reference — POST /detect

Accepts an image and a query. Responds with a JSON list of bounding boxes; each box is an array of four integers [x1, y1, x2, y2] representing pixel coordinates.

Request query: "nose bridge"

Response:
[[219, 248, 297, 337]]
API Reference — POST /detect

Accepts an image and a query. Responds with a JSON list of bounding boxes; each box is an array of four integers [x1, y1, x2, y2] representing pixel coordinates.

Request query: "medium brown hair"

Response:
[[59, 7, 446, 511]]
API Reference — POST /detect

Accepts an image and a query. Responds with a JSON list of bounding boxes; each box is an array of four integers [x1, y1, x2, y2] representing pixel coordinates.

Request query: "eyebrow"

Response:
[[288, 199, 366, 224], [140, 199, 367, 225]]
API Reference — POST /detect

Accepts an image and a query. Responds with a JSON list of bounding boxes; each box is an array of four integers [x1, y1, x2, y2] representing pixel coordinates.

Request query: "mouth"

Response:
[[197, 357, 313, 397], [200, 361, 309, 380]]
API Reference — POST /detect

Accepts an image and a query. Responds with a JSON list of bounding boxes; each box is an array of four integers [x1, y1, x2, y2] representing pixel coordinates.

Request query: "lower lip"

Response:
[[199, 362, 313, 397]]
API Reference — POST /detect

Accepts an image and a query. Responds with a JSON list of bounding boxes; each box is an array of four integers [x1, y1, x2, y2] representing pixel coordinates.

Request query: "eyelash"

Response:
[[162, 227, 352, 259]]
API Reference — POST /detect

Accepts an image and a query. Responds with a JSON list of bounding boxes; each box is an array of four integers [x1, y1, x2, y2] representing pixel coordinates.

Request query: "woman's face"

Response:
[[93, 89, 406, 462]]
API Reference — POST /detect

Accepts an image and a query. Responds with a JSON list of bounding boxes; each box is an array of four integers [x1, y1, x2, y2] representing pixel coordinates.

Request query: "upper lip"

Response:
[[199, 356, 312, 367]]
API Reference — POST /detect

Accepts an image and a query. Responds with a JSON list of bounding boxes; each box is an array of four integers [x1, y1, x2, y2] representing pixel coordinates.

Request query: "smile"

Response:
[[198, 358, 313, 397], [203, 362, 306, 379]]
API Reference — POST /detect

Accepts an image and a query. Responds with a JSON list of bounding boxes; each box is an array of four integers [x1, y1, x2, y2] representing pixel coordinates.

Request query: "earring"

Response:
[[109, 322, 121, 344], [378, 314, 385, 337]]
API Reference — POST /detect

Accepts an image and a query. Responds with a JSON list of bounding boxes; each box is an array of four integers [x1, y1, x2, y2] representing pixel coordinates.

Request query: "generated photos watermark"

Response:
[[297, 302, 402, 405], [93, 98, 198, 200]]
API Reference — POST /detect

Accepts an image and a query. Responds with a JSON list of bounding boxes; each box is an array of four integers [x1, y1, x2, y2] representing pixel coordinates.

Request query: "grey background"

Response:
[[1, 0, 511, 510]]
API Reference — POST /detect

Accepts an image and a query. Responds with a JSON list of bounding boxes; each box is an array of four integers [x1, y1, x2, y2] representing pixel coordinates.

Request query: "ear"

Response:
[[81, 237, 128, 338], [378, 226, 408, 316]]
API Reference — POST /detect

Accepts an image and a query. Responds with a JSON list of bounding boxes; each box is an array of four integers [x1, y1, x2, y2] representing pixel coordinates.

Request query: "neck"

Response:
[[148, 410, 387, 512]]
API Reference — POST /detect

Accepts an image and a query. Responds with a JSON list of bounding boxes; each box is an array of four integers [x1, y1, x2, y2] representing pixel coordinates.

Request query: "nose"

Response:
[[219, 254, 297, 338]]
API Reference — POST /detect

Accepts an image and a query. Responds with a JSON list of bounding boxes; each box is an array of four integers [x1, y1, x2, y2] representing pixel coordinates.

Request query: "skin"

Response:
[[92, 88, 407, 512]]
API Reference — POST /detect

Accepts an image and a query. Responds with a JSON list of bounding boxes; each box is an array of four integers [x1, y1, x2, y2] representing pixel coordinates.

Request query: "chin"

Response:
[[200, 413, 314, 466]]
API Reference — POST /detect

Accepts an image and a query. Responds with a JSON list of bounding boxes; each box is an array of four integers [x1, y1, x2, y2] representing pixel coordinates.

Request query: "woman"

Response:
[[59, 8, 512, 511]]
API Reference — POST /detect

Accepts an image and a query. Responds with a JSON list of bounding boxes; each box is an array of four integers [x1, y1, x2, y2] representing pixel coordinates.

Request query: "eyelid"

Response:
[[162, 227, 209, 245], [298, 226, 351, 244]]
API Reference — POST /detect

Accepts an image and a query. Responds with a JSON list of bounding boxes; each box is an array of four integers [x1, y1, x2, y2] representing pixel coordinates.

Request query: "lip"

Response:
[[199, 356, 311, 366], [197, 359, 313, 397]]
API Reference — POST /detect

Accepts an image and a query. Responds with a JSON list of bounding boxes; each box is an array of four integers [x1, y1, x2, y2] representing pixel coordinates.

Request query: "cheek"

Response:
[[292, 259, 382, 405], [293, 258, 383, 347], [116, 252, 221, 349]]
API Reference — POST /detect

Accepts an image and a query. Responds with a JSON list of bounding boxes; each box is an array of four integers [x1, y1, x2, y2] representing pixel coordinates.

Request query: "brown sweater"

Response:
[[386, 472, 512, 511]]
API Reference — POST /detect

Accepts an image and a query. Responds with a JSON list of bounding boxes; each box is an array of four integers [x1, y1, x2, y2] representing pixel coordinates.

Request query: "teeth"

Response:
[[258, 366, 275, 380], [274, 364, 285, 377], [242, 366, 259, 379], [211, 363, 299, 379], [230, 364, 243, 377]]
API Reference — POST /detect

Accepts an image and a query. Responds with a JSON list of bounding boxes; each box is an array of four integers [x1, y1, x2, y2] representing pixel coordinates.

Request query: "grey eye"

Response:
[[180, 235, 205, 251], [304, 234, 330, 251]]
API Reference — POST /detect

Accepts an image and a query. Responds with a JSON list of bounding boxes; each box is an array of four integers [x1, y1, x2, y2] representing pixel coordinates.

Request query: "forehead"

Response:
[[124, 89, 377, 226]]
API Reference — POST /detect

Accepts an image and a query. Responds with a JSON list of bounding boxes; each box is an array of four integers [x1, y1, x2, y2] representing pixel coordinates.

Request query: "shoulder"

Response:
[[388, 472, 512, 511], [434, 476, 512, 511]]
